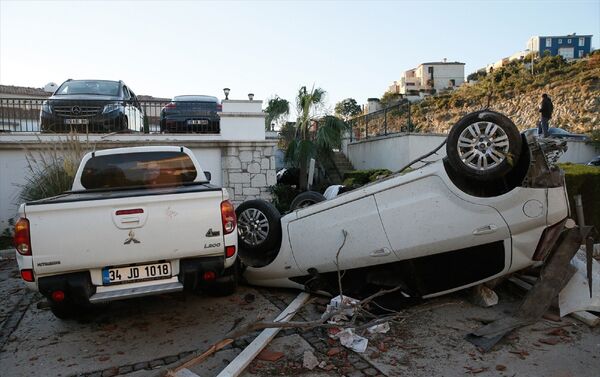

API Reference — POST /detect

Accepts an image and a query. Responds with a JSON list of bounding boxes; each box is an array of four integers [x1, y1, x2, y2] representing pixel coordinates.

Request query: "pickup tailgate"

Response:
[[25, 187, 224, 276]]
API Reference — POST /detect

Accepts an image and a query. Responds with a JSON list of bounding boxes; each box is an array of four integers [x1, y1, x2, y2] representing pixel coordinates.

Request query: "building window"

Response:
[[567, 38, 571, 44], [546, 38, 552, 47], [579, 37, 585, 46], [558, 38, 562, 44], [579, 50, 584, 58]]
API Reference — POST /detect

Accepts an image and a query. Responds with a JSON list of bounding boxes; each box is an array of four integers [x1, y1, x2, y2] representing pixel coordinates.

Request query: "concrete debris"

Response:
[[302, 350, 319, 370], [559, 251, 600, 317], [470, 284, 499, 307]]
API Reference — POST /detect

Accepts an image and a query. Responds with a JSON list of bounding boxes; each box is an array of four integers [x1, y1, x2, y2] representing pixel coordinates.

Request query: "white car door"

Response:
[[374, 174, 511, 263], [122, 86, 136, 130], [287, 195, 397, 274]]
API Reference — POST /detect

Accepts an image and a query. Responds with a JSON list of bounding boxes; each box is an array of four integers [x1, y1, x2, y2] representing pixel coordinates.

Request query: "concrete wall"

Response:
[[346, 133, 598, 171], [220, 100, 265, 140]]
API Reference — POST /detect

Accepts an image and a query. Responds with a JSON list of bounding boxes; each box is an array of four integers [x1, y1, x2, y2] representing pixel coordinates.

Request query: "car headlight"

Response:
[[41, 101, 52, 114], [102, 103, 122, 114]]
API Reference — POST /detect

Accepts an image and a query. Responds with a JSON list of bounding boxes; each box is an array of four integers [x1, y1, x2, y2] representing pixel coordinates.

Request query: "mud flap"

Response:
[[466, 225, 593, 351]]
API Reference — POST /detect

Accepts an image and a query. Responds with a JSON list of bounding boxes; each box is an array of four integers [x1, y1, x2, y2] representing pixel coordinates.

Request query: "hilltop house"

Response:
[[527, 34, 593, 60], [396, 60, 465, 98]]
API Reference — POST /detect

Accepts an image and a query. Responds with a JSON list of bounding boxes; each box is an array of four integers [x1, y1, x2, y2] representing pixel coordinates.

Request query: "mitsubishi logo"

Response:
[[124, 230, 141, 245], [71, 106, 81, 115]]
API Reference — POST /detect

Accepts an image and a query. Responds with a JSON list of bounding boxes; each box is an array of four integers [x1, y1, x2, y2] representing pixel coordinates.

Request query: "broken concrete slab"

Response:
[[469, 285, 499, 308]]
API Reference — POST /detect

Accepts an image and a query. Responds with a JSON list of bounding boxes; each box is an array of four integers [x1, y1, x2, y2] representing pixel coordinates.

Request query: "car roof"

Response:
[[173, 95, 218, 102]]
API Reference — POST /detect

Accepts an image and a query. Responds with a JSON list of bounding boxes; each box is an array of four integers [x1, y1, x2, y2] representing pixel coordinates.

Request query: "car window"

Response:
[[56, 80, 120, 96], [122, 86, 131, 100], [80, 151, 199, 189]]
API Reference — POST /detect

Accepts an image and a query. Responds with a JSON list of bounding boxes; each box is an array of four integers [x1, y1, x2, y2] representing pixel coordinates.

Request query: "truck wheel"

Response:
[[446, 111, 522, 181], [207, 263, 238, 297], [290, 191, 326, 210], [236, 200, 282, 252], [50, 302, 77, 320]]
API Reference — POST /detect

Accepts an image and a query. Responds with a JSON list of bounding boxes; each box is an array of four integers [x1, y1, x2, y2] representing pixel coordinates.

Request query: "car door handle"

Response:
[[473, 224, 498, 235]]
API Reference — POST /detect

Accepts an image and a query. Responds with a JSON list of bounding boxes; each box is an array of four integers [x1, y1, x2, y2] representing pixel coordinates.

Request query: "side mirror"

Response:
[[204, 171, 211, 182]]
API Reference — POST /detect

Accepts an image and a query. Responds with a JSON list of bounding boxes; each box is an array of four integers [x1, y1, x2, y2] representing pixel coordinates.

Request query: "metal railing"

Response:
[[348, 101, 415, 141], [0, 98, 221, 134]]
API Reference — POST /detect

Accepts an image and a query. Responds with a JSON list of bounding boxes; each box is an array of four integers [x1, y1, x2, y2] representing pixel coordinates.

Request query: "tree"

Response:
[[285, 86, 349, 190], [264, 95, 290, 130], [334, 98, 361, 121]]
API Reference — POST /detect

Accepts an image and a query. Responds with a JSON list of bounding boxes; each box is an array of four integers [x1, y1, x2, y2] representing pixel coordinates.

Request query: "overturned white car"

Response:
[[235, 111, 570, 298]]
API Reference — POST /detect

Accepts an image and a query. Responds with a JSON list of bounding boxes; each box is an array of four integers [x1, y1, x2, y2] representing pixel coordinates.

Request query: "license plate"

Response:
[[187, 119, 209, 125], [65, 118, 89, 125], [102, 262, 171, 285]]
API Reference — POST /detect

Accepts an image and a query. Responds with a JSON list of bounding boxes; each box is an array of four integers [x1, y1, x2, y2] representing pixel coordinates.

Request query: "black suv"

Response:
[[40, 79, 145, 133], [160, 95, 221, 133]]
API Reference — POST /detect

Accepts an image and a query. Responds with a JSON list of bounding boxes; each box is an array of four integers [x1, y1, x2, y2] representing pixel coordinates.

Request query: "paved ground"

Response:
[[1, 251, 599, 377]]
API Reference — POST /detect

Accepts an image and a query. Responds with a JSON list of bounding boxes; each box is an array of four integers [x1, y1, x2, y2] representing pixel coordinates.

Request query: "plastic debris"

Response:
[[367, 322, 390, 334], [559, 251, 600, 317], [334, 328, 368, 353]]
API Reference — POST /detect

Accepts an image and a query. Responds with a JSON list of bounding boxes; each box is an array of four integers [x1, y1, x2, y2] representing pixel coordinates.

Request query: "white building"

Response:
[[397, 60, 465, 96]]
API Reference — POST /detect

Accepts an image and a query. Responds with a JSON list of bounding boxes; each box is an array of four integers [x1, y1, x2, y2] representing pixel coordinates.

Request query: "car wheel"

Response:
[[446, 110, 522, 181], [206, 263, 238, 297], [236, 200, 281, 251], [290, 191, 326, 210], [121, 116, 129, 132]]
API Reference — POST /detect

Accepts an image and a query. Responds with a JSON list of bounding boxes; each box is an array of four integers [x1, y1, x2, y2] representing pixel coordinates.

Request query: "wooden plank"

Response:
[[570, 311, 600, 327], [216, 292, 311, 377]]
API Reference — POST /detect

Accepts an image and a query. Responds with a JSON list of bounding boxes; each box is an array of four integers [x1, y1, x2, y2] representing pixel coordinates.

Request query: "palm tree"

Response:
[[285, 86, 349, 190], [264, 96, 290, 131]]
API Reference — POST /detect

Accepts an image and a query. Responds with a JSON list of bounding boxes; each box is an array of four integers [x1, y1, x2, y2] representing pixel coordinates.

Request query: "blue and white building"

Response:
[[527, 34, 593, 60]]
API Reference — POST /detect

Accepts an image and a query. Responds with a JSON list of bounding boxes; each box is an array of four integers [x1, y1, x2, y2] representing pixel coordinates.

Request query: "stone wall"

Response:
[[222, 145, 277, 205]]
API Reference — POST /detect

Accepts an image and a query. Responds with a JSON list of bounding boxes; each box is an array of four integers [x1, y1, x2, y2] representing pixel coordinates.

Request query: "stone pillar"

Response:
[[221, 143, 277, 206]]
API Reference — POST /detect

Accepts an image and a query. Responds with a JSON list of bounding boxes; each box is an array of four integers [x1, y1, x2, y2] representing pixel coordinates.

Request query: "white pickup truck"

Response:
[[14, 146, 238, 319]]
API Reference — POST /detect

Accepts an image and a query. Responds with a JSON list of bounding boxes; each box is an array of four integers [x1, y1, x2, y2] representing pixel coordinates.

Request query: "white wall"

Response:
[[347, 133, 598, 171], [220, 100, 265, 140]]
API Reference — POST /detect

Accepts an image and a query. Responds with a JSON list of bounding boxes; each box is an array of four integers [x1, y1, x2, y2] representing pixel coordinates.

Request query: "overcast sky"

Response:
[[1, 0, 598, 112]]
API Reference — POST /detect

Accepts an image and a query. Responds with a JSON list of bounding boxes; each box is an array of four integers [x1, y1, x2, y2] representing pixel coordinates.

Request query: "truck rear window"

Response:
[[80, 151, 198, 189]]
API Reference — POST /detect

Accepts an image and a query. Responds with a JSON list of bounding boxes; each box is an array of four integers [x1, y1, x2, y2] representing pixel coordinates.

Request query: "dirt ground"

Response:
[[1, 250, 599, 377]]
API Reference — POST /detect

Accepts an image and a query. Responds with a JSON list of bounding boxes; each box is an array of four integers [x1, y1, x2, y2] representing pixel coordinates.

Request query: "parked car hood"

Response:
[[49, 94, 121, 101]]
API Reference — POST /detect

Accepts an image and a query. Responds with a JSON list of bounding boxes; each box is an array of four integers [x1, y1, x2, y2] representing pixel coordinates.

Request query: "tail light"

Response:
[[221, 200, 237, 235], [20, 269, 34, 282], [203, 271, 216, 281], [51, 290, 65, 302], [14, 218, 32, 256], [165, 102, 177, 109], [225, 245, 236, 258], [216, 103, 222, 112]]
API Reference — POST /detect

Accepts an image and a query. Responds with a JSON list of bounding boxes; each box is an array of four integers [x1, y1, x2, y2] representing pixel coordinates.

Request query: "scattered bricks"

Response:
[[327, 347, 342, 356], [101, 368, 118, 377], [150, 359, 165, 368], [164, 355, 179, 365], [364, 368, 379, 376], [257, 349, 285, 362], [133, 362, 148, 371], [118, 365, 133, 374]]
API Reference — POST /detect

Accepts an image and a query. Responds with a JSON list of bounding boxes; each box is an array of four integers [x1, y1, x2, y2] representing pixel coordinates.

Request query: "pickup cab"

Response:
[[14, 146, 238, 319]]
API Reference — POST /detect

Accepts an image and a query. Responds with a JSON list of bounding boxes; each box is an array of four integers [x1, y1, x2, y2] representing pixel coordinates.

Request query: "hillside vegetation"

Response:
[[410, 53, 600, 134]]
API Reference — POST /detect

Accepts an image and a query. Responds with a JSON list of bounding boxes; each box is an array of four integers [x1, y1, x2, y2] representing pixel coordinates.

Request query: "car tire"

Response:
[[49, 302, 78, 320], [446, 110, 522, 181], [290, 191, 326, 211], [121, 116, 129, 132], [236, 199, 282, 255], [207, 263, 238, 297]]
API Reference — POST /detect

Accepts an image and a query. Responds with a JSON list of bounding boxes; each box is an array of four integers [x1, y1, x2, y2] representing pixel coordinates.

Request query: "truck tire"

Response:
[[290, 191, 326, 210], [446, 110, 522, 181], [207, 263, 238, 297], [236, 200, 282, 267]]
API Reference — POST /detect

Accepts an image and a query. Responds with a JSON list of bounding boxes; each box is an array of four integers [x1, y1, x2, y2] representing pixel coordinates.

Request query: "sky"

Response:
[[1, 0, 599, 114]]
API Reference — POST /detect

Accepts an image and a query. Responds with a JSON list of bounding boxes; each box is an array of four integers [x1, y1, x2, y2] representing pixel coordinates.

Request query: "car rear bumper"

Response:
[[40, 112, 126, 132], [160, 116, 220, 133]]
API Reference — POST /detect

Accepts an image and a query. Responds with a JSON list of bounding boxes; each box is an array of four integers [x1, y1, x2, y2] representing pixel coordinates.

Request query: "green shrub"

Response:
[[559, 163, 600, 232], [269, 184, 301, 213], [343, 169, 392, 185]]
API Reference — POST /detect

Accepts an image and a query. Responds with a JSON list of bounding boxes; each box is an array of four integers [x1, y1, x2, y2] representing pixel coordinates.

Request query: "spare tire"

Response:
[[290, 191, 326, 211], [446, 110, 522, 181], [235, 200, 282, 267]]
